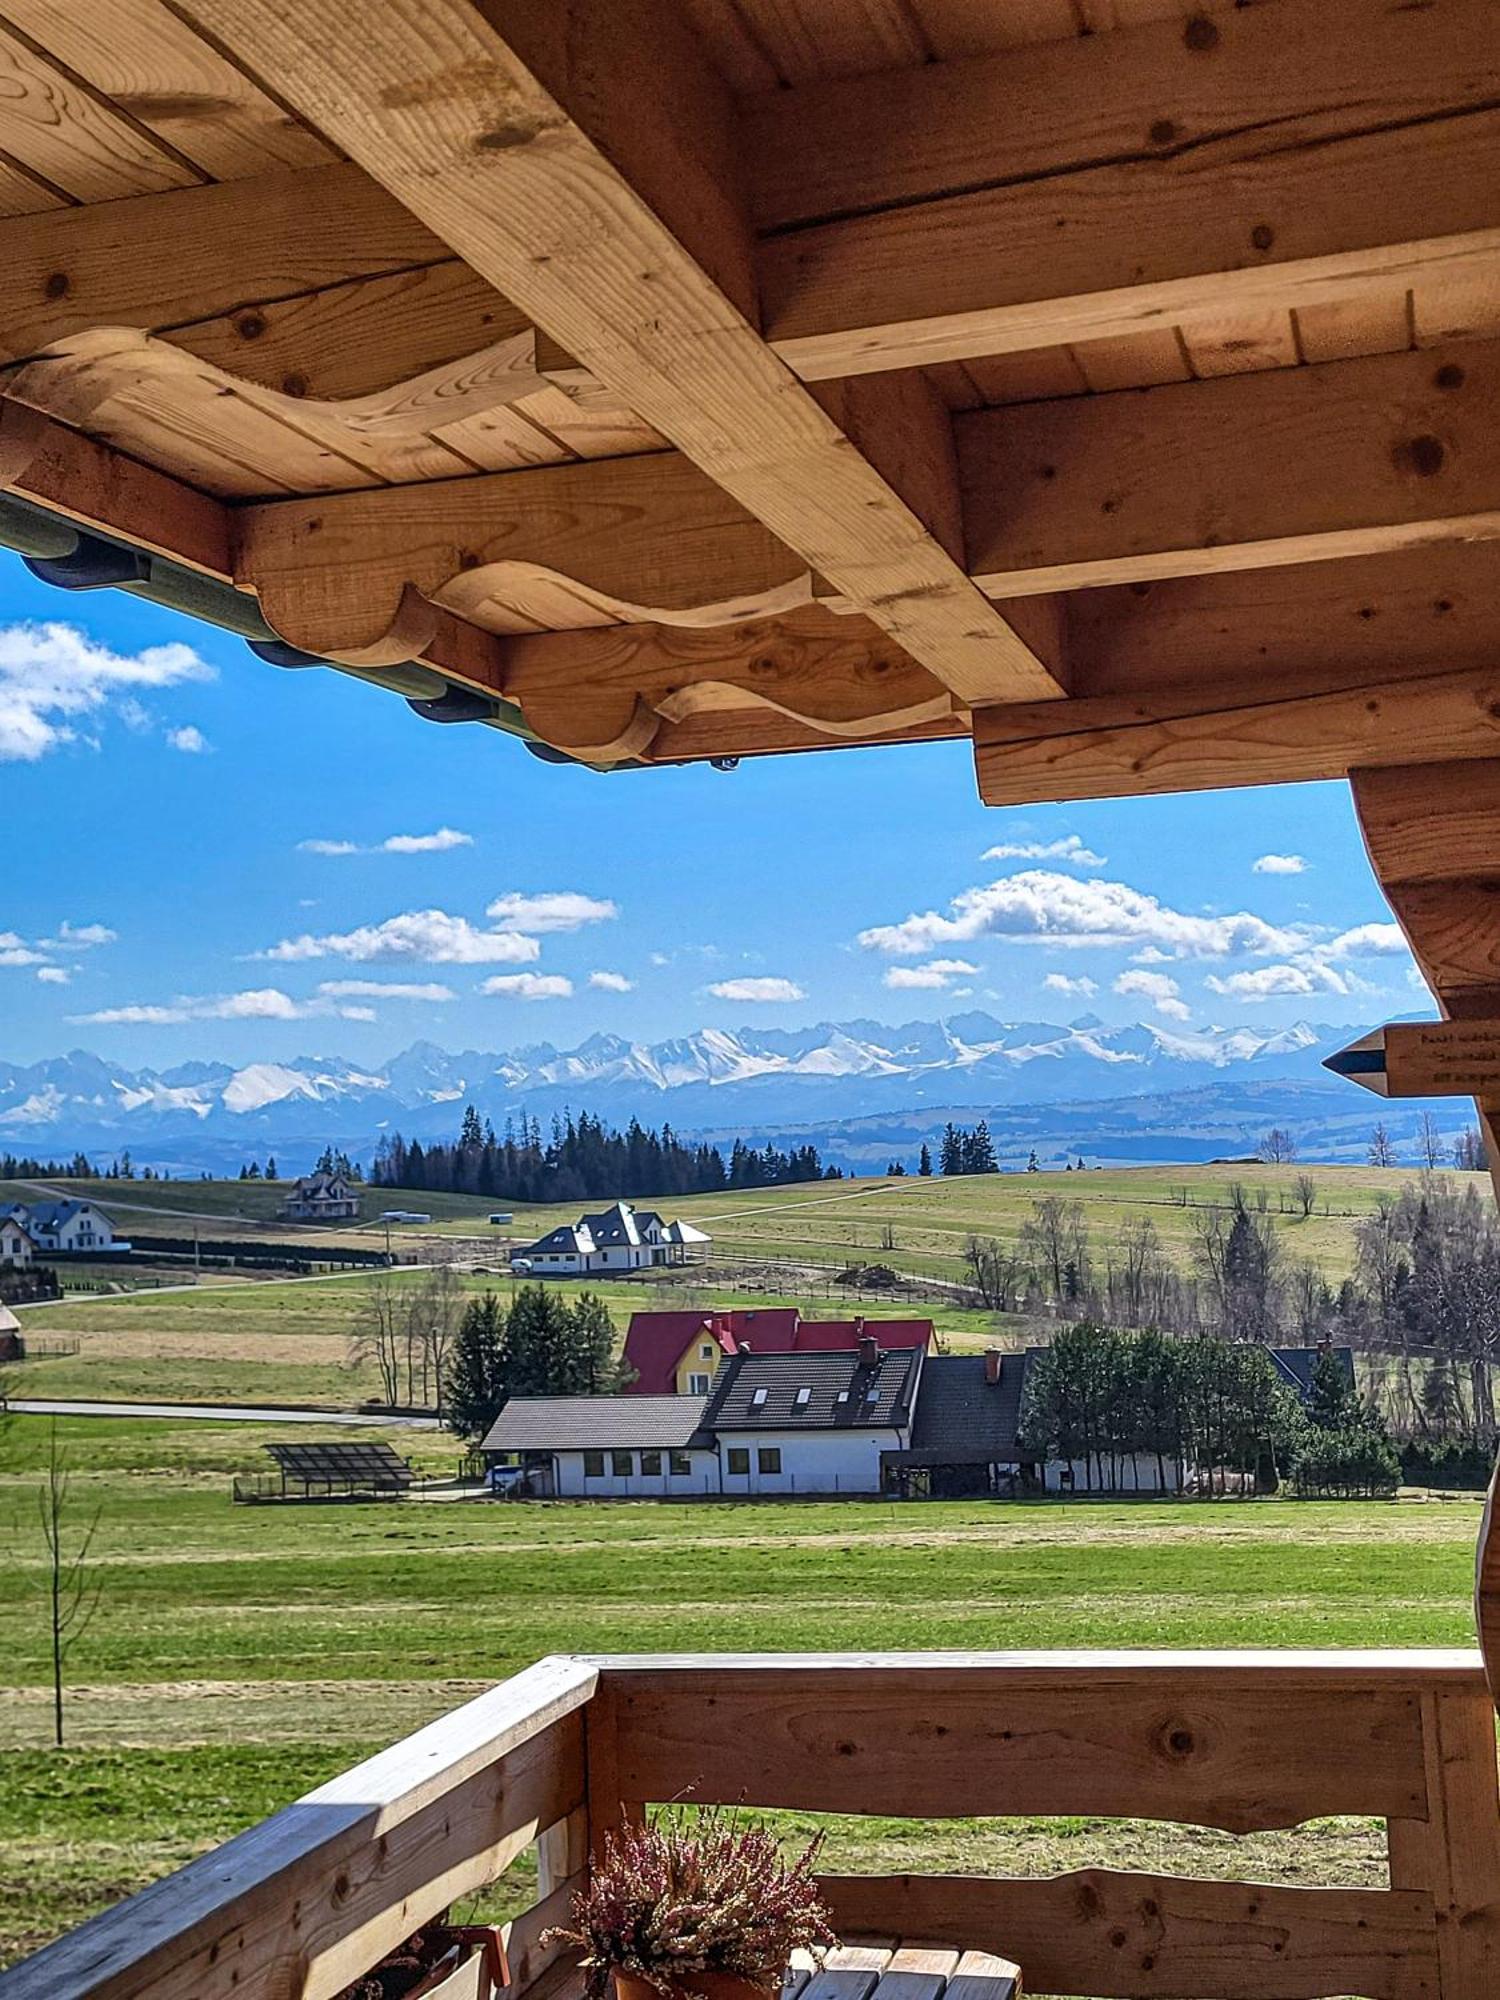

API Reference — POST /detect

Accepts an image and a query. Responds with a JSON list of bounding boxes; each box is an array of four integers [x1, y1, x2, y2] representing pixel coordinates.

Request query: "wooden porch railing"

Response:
[[2, 1650, 1498, 2000]]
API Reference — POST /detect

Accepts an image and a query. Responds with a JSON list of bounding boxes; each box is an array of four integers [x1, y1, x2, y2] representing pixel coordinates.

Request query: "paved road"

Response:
[[7, 1399, 439, 1428]]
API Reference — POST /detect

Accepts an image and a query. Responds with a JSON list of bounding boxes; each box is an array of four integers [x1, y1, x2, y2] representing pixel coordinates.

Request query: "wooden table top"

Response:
[[787, 1942, 1020, 2000]]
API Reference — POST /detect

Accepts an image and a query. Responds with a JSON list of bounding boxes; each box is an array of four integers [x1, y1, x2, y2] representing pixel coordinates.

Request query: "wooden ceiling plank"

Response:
[[752, 0, 1500, 379], [0, 0, 336, 178], [959, 337, 1500, 598], [172, 0, 1067, 706], [0, 145, 68, 214], [0, 163, 448, 364], [0, 14, 203, 200], [972, 665, 1500, 806]]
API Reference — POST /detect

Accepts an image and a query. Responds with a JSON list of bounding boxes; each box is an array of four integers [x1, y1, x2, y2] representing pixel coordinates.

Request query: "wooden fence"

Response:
[[3, 1651, 1498, 2000]]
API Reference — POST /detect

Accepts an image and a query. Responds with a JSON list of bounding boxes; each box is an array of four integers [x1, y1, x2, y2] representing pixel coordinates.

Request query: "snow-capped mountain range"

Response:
[[0, 1011, 1361, 1172]]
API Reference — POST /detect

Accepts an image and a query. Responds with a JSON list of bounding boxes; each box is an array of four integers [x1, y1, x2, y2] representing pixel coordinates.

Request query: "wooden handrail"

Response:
[[0, 1654, 598, 2000], [3, 1651, 1497, 2000]]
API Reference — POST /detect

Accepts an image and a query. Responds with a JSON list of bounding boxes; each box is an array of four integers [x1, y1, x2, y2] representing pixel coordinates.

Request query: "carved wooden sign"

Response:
[[1325, 1019, 1500, 1098]]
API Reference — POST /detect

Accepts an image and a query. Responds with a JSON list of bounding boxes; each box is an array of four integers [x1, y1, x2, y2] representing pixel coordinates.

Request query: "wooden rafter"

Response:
[[751, 0, 1500, 379], [170, 0, 1068, 708]]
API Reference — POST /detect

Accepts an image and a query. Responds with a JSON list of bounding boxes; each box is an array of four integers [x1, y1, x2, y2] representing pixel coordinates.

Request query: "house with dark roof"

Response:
[[621, 1306, 932, 1395], [511, 1200, 710, 1277], [700, 1338, 923, 1494], [1, 1199, 126, 1256], [281, 1171, 359, 1222], [0, 1212, 39, 1268], [480, 1393, 716, 1496], [887, 1350, 1031, 1499]]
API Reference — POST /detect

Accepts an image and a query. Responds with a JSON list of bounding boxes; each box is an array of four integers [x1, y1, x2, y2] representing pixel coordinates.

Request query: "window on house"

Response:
[[757, 1448, 782, 1475], [612, 1451, 634, 1477], [866, 1386, 882, 1403], [727, 1447, 750, 1475], [641, 1450, 662, 1476], [688, 1372, 711, 1395], [834, 1390, 849, 1403], [700, 1344, 714, 1359], [670, 1451, 692, 1477], [582, 1451, 605, 1478], [750, 1386, 769, 1408], [793, 1387, 811, 1410]]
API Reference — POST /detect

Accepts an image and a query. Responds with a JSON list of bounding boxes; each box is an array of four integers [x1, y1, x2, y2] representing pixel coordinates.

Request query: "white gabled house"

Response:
[[0, 1199, 127, 1256], [281, 1171, 360, 1222], [0, 1213, 38, 1266], [511, 1200, 710, 1277]]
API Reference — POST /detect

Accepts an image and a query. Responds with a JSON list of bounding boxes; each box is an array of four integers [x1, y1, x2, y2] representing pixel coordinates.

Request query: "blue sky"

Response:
[[0, 550, 1427, 1069]]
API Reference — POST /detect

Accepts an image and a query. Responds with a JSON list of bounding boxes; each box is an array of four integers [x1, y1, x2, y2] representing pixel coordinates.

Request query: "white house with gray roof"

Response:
[[511, 1200, 709, 1277], [0, 1199, 126, 1256], [481, 1393, 717, 1497]]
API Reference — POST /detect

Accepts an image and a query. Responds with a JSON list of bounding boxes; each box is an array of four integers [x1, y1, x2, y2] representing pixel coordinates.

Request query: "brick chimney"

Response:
[[858, 1333, 879, 1368], [984, 1347, 1003, 1385]]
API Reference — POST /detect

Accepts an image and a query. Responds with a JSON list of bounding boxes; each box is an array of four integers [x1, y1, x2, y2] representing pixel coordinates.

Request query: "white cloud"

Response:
[[859, 870, 1303, 960], [263, 909, 539, 965], [315, 980, 456, 1003], [981, 834, 1106, 868], [0, 621, 214, 762], [41, 921, 116, 952], [1324, 921, 1410, 959], [299, 828, 474, 856], [381, 828, 472, 854], [884, 958, 980, 991], [71, 985, 376, 1026], [589, 970, 634, 992], [166, 724, 209, 754], [480, 972, 574, 1000], [707, 976, 807, 1003], [0, 945, 46, 967], [35, 965, 69, 985], [1114, 968, 1191, 1020], [1205, 962, 1350, 1002], [1043, 973, 1098, 998], [1253, 853, 1307, 875], [485, 891, 618, 933]]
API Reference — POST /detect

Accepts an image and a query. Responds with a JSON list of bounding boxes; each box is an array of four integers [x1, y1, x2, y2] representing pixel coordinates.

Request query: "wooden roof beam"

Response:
[[750, 0, 1500, 379], [173, 0, 1068, 708], [959, 338, 1500, 598]]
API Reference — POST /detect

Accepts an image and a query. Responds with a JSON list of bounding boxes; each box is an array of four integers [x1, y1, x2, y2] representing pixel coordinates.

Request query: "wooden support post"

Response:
[[1388, 1689, 1500, 1997]]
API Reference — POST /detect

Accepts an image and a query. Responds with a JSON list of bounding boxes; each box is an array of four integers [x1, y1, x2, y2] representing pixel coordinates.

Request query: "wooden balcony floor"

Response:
[[790, 1943, 1021, 2000]]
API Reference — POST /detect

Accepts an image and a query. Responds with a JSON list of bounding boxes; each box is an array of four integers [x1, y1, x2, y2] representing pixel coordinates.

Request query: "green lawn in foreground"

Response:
[[0, 1410, 1486, 1966]]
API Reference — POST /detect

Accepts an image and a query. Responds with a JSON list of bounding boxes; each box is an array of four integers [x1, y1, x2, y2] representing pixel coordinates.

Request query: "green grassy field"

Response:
[[6, 1161, 1472, 1407], [0, 1410, 1486, 1968]]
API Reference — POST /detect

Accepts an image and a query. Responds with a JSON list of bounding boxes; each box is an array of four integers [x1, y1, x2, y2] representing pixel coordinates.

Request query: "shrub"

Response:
[[1291, 1427, 1401, 1499]]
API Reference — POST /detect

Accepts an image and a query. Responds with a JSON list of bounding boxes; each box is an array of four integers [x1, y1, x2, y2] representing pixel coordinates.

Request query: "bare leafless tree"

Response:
[[963, 1233, 1024, 1311], [348, 1269, 405, 1406], [1418, 1111, 1445, 1172], [1368, 1122, 1397, 1168], [1258, 1127, 1297, 1164], [36, 1421, 103, 1748], [1293, 1173, 1318, 1220]]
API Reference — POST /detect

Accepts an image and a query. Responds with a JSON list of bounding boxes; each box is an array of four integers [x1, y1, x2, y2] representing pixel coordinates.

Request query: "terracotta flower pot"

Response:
[[615, 1971, 777, 2000]]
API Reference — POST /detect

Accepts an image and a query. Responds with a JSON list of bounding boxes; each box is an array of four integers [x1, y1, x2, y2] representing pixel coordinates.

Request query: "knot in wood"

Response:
[[1183, 16, 1220, 50]]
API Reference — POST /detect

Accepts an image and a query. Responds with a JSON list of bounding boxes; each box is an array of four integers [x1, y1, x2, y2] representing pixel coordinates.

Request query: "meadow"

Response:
[[0, 1410, 1487, 1966], [7, 1161, 1475, 1408]]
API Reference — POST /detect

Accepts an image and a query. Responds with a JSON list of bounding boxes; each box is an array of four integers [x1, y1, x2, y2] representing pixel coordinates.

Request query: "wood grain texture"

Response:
[[173, 0, 1067, 704], [1388, 1689, 1500, 1997], [0, 1655, 598, 2000], [0, 14, 203, 201], [0, 0, 335, 178], [1350, 762, 1500, 888], [1480, 1466, 1500, 1708], [973, 667, 1500, 805], [501, 610, 957, 758], [961, 340, 1500, 596], [745, 0, 1499, 232], [237, 452, 815, 660], [820, 1872, 1438, 2000], [611, 1673, 1426, 1831], [755, 0, 1500, 378], [0, 396, 230, 573], [0, 164, 447, 364]]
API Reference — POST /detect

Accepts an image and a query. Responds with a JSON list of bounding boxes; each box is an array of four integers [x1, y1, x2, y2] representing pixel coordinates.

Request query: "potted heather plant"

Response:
[[545, 1810, 836, 2000]]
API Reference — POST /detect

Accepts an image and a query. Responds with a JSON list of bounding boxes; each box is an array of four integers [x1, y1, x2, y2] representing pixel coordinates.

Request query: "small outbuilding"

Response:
[[481, 1394, 715, 1497]]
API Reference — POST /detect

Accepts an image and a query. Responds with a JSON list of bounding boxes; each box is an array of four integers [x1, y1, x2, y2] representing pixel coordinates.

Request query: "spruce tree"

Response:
[[445, 1294, 509, 1440], [918, 1142, 933, 1177]]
